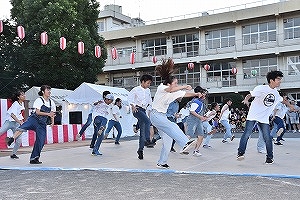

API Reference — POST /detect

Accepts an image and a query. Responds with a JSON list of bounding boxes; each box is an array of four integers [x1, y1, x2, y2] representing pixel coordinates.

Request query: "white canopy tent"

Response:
[[25, 86, 73, 108], [62, 82, 136, 138]]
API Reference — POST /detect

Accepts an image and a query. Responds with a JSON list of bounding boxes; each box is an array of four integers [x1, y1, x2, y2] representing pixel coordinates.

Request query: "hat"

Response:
[[105, 94, 114, 100]]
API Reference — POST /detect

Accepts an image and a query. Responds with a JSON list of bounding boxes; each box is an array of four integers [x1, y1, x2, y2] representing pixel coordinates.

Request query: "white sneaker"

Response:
[[276, 128, 284, 136], [293, 130, 297, 133], [193, 150, 202, 157], [76, 133, 81, 141], [180, 140, 196, 154]]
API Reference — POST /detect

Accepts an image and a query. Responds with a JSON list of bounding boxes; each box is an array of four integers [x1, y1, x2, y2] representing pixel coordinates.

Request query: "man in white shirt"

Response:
[[127, 74, 153, 160]]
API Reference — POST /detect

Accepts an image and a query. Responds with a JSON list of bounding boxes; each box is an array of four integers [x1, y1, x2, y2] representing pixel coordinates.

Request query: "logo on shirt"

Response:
[[263, 94, 275, 107]]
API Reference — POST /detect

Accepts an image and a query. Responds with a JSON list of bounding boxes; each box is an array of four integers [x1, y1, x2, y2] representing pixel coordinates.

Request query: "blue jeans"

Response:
[[273, 116, 286, 142], [92, 116, 108, 153], [257, 129, 266, 152], [150, 110, 189, 165], [0, 120, 22, 155], [133, 107, 151, 151], [220, 120, 232, 140], [238, 120, 273, 159], [78, 113, 92, 136], [104, 120, 122, 142]]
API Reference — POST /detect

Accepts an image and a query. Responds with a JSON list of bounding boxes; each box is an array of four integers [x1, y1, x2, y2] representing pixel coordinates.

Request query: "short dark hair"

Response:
[[266, 70, 283, 83], [102, 91, 111, 98], [140, 74, 153, 83], [224, 98, 232, 104], [210, 102, 218, 110], [194, 86, 207, 93]]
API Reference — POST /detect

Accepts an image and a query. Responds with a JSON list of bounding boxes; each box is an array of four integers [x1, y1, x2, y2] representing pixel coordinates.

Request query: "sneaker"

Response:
[[145, 140, 155, 148], [157, 163, 170, 169], [293, 130, 297, 133], [258, 150, 266, 154], [237, 153, 245, 161], [115, 141, 120, 145], [222, 139, 227, 143], [274, 141, 283, 145], [75, 133, 81, 141], [193, 150, 202, 157], [137, 150, 143, 160], [89, 145, 94, 149], [30, 158, 42, 164], [180, 140, 195, 154], [170, 148, 176, 152], [10, 154, 19, 159], [203, 144, 212, 148], [91, 151, 102, 156], [298, 130, 300, 133], [265, 157, 274, 164], [5, 137, 14, 146], [276, 128, 284, 136], [231, 135, 235, 141]]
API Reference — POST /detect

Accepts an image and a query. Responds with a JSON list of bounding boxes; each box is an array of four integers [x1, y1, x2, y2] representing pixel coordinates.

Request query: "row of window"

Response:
[[119, 16, 300, 58], [112, 55, 300, 88]]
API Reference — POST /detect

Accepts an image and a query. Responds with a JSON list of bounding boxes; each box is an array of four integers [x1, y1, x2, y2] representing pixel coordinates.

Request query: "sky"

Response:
[[0, 0, 279, 21]]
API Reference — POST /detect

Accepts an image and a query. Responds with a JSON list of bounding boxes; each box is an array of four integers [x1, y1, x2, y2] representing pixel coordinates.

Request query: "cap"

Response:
[[105, 94, 114, 100]]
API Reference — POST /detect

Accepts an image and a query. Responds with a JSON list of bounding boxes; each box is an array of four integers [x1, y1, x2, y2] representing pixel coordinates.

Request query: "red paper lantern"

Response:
[[17, 25, 25, 40], [231, 67, 237, 74], [204, 64, 210, 71], [152, 56, 157, 64], [111, 47, 117, 60], [40, 32, 48, 45], [130, 52, 135, 64], [78, 41, 84, 54], [187, 62, 194, 70], [0, 20, 3, 33], [60, 37, 66, 50], [95, 45, 101, 58]]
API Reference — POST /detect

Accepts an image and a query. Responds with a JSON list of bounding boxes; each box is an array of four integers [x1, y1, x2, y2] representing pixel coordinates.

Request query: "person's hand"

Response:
[[185, 85, 192, 90], [242, 100, 249, 107]]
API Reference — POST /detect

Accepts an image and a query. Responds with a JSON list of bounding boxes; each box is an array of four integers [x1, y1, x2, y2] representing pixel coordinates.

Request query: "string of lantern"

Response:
[[0, 21, 103, 59]]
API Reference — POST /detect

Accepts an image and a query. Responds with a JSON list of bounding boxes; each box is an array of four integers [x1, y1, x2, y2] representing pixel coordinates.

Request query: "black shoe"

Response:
[[145, 140, 155, 148], [10, 154, 19, 159], [30, 158, 42, 164], [89, 145, 94, 149], [237, 153, 245, 161], [274, 141, 283, 145], [180, 140, 195, 154], [115, 141, 120, 145], [265, 157, 274, 164], [5, 137, 14, 146], [157, 163, 170, 169], [280, 138, 285, 141], [170, 148, 176, 152], [137, 150, 143, 160], [231, 135, 235, 141]]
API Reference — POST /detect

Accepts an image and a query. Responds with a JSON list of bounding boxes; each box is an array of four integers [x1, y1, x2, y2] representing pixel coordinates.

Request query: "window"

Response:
[[284, 17, 300, 40], [205, 28, 235, 49], [287, 56, 300, 75], [206, 62, 237, 87], [142, 38, 167, 57], [242, 21, 276, 45], [172, 33, 199, 57], [242, 57, 277, 79], [97, 22, 105, 32], [117, 47, 136, 58]]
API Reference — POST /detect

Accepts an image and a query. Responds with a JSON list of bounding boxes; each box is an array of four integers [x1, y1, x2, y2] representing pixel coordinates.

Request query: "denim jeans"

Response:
[[150, 109, 189, 165], [203, 121, 213, 146], [186, 115, 204, 137], [220, 120, 232, 140], [104, 120, 122, 142], [133, 107, 151, 151], [257, 130, 266, 152], [78, 113, 92, 136], [93, 116, 108, 153], [0, 120, 22, 155], [273, 116, 286, 142], [238, 120, 273, 159]]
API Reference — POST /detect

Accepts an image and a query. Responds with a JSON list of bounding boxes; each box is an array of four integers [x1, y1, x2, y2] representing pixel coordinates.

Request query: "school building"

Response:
[[96, 0, 300, 103]]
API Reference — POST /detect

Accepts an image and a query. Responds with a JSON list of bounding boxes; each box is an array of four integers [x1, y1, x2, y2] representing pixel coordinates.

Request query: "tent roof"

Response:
[[64, 82, 129, 104], [25, 86, 73, 107]]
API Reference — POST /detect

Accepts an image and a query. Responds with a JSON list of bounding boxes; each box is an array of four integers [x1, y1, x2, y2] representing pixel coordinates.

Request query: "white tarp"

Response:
[[25, 86, 73, 108], [62, 82, 136, 138]]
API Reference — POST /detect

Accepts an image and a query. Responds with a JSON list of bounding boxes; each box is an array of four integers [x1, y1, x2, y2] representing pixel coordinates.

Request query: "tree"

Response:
[[9, 0, 107, 90]]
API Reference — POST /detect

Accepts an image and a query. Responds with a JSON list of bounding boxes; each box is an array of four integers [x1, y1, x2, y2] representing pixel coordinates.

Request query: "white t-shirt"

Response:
[[152, 83, 186, 113], [33, 97, 56, 112], [6, 101, 25, 121], [92, 101, 111, 119], [247, 85, 283, 124], [127, 85, 152, 109], [274, 102, 289, 119], [220, 104, 230, 121], [108, 105, 121, 121], [205, 110, 217, 121]]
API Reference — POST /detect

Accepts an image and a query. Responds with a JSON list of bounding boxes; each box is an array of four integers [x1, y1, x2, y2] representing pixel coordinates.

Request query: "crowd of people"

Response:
[[2, 60, 300, 168]]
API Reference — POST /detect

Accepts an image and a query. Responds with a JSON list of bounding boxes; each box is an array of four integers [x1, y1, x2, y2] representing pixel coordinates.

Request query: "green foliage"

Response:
[[1, 0, 107, 97]]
